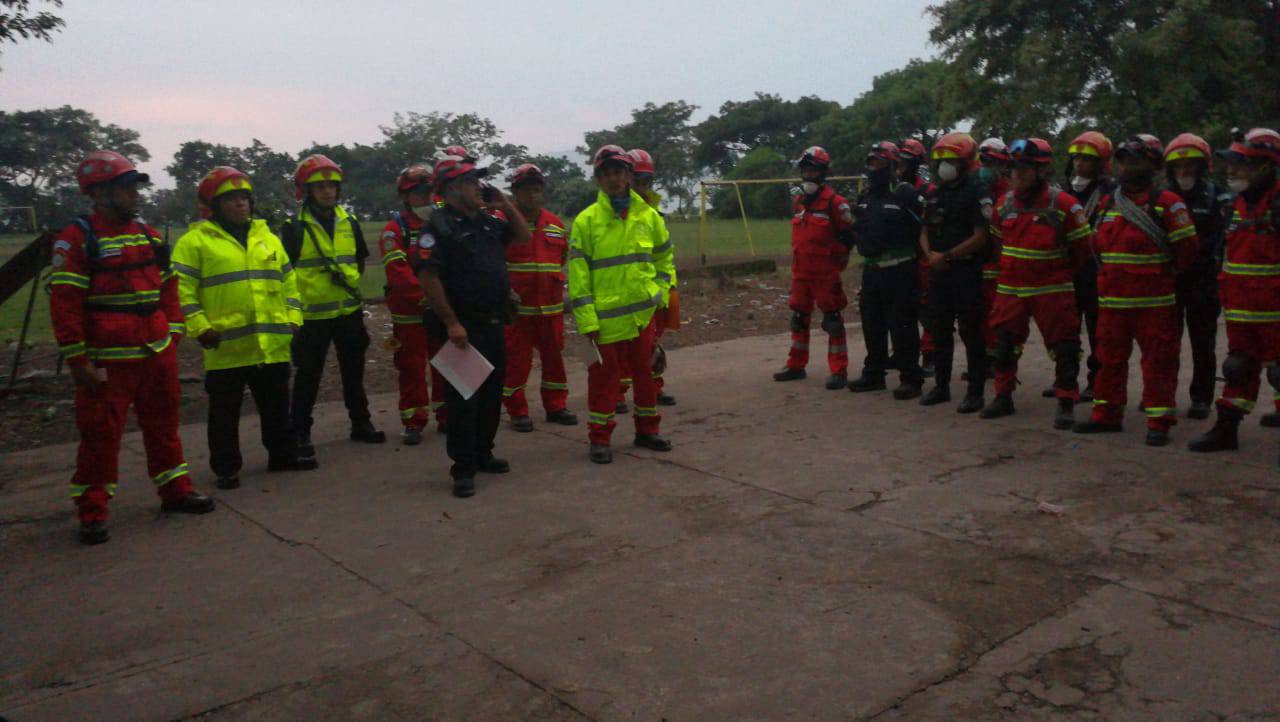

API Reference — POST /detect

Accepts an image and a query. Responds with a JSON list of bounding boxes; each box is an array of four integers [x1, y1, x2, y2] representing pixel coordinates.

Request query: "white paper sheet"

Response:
[[430, 342, 495, 400]]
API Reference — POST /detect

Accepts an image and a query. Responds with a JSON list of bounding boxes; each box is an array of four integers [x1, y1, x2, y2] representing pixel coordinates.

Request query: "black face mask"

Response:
[[866, 165, 892, 188]]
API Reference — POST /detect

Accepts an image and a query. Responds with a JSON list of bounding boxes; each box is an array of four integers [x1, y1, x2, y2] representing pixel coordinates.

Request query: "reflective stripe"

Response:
[[502, 385, 525, 397], [568, 248, 590, 261], [85, 289, 161, 305], [152, 462, 189, 486], [569, 295, 595, 309], [390, 312, 422, 324], [181, 303, 203, 315], [281, 263, 294, 275], [304, 298, 362, 314], [60, 341, 87, 358], [85, 335, 173, 361], [286, 298, 303, 310], [400, 406, 425, 420], [996, 282, 1075, 297], [171, 262, 201, 279], [587, 253, 652, 270], [982, 269, 1001, 279], [295, 255, 358, 268], [506, 262, 562, 272], [588, 411, 615, 425], [1223, 308, 1280, 323], [868, 255, 914, 268], [69, 482, 117, 499], [1167, 225, 1196, 242], [169, 322, 186, 335], [1220, 397, 1256, 412], [1065, 225, 1092, 241], [1144, 406, 1176, 418], [50, 271, 91, 288], [218, 323, 295, 342], [540, 381, 569, 390], [1223, 261, 1280, 277], [595, 292, 660, 320], [203, 268, 284, 287], [1001, 245, 1069, 260], [382, 250, 408, 265], [517, 302, 564, 316], [1098, 294, 1176, 309], [1100, 251, 1170, 265], [634, 406, 659, 417], [429, 401, 446, 411], [654, 240, 673, 254]]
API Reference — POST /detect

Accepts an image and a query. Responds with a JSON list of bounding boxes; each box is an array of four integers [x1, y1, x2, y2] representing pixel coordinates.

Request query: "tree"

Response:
[[581, 101, 700, 211], [709, 147, 794, 219], [694, 93, 839, 175], [156, 139, 297, 225], [511, 153, 597, 219], [809, 59, 956, 174], [0, 106, 148, 226], [928, 0, 1280, 144], [378, 111, 528, 175], [0, 0, 64, 69]]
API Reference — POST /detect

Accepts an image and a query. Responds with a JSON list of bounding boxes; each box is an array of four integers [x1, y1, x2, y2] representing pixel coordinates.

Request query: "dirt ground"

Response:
[[0, 265, 814, 457]]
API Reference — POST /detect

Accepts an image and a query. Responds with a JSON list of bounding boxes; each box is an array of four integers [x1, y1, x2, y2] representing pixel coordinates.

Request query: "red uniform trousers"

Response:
[[588, 319, 660, 446], [504, 314, 569, 418], [70, 344, 193, 524], [1218, 320, 1280, 414], [1091, 306, 1181, 430], [786, 274, 849, 375], [618, 307, 669, 398], [393, 322, 447, 431], [919, 257, 935, 355], [989, 290, 1081, 399]]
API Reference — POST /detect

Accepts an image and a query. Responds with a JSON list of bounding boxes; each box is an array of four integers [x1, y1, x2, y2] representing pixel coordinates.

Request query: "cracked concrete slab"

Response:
[[2, 327, 1277, 720]]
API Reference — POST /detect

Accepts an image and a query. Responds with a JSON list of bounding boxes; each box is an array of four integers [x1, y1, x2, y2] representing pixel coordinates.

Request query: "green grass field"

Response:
[[1, 217, 793, 343]]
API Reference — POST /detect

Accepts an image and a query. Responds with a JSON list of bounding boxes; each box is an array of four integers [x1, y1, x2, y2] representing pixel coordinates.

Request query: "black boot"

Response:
[[892, 381, 922, 400], [401, 427, 424, 445], [824, 373, 848, 390], [1053, 399, 1075, 430], [161, 492, 216, 514], [510, 415, 534, 433], [296, 430, 315, 458], [773, 367, 806, 382], [478, 457, 510, 474], [1188, 407, 1242, 452], [589, 444, 613, 464], [847, 375, 887, 393], [979, 394, 1014, 419], [920, 385, 951, 406], [269, 454, 319, 472], [350, 420, 386, 443], [452, 477, 475, 498], [1260, 410, 1280, 428], [956, 392, 985, 414], [1145, 428, 1170, 447], [657, 393, 677, 406], [79, 521, 109, 545], [1188, 401, 1212, 420], [546, 409, 579, 426], [216, 474, 241, 490], [634, 434, 673, 451]]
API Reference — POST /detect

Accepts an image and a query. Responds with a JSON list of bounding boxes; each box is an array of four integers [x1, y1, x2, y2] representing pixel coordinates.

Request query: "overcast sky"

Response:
[[2, 0, 938, 184]]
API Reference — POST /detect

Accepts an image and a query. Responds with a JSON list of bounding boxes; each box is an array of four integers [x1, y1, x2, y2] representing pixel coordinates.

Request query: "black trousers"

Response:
[[444, 322, 506, 480], [1177, 264, 1221, 405], [926, 260, 986, 394], [290, 310, 371, 433], [859, 261, 922, 384], [1074, 261, 1101, 387], [205, 362, 297, 477]]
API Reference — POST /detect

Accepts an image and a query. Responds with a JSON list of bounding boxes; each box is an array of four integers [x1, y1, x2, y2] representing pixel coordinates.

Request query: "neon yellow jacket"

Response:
[[172, 219, 302, 371], [568, 190, 673, 344], [638, 189, 677, 294], [289, 205, 363, 320]]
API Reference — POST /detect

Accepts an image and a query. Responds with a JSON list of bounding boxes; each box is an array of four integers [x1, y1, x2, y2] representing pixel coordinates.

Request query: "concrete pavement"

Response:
[[1, 326, 1277, 721]]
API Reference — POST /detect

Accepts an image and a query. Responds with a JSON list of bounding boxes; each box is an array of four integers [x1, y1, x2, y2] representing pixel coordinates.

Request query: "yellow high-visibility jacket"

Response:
[[568, 190, 675, 345], [172, 219, 302, 370], [287, 205, 363, 321]]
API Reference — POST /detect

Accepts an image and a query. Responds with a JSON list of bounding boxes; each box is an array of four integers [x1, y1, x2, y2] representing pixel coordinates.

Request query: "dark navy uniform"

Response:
[[414, 205, 513, 481], [1173, 179, 1231, 409], [854, 181, 925, 386], [924, 176, 989, 398]]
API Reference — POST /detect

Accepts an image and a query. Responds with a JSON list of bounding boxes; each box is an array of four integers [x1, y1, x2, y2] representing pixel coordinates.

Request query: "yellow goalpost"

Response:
[[696, 176, 864, 265]]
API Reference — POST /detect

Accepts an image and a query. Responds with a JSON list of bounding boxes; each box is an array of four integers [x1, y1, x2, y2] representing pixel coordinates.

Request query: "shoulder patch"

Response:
[[53, 239, 71, 252], [1173, 208, 1192, 227], [419, 232, 436, 249], [51, 253, 66, 268]]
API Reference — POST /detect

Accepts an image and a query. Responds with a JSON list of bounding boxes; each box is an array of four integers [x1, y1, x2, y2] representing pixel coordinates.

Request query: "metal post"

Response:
[[732, 182, 756, 257], [7, 254, 42, 388], [698, 183, 708, 266]]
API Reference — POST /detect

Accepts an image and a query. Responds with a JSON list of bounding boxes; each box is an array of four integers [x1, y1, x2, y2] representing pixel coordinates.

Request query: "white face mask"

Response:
[[800, 181, 820, 195], [1175, 175, 1197, 191], [1228, 178, 1250, 194], [1070, 176, 1092, 192], [937, 162, 959, 182], [411, 205, 434, 220]]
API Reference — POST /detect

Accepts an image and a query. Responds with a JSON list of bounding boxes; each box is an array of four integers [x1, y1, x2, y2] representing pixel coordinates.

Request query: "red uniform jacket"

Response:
[[505, 208, 568, 317], [1220, 179, 1280, 317], [49, 212, 182, 366], [1094, 188, 1199, 308], [379, 211, 427, 323], [990, 184, 1092, 295], [791, 185, 854, 279]]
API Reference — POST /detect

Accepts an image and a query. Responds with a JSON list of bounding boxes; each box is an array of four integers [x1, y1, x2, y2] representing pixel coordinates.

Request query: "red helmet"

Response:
[[293, 154, 343, 200], [930, 132, 978, 169], [396, 164, 433, 193], [1218, 127, 1280, 164], [592, 145, 633, 172], [508, 163, 546, 187], [978, 137, 1010, 163], [1009, 138, 1054, 166], [196, 166, 253, 218], [797, 146, 831, 170], [865, 141, 900, 163], [1164, 133, 1212, 170], [1115, 134, 1164, 165], [443, 145, 477, 163], [432, 156, 486, 190], [897, 139, 928, 162], [1066, 131, 1114, 172], [628, 149, 655, 175], [76, 150, 150, 194]]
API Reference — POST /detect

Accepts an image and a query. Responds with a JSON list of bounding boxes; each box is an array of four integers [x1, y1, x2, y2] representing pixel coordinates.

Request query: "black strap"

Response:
[[1112, 192, 1173, 259], [299, 210, 362, 302]]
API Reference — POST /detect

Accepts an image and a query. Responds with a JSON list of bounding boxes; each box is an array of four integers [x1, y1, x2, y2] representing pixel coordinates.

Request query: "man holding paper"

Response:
[[414, 155, 531, 498], [568, 145, 676, 464]]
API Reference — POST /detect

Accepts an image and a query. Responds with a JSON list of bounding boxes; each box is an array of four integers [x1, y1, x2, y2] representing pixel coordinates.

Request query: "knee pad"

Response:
[[790, 311, 810, 333], [1223, 352, 1251, 386], [1051, 342, 1081, 386], [821, 311, 844, 335], [1267, 364, 1280, 390]]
